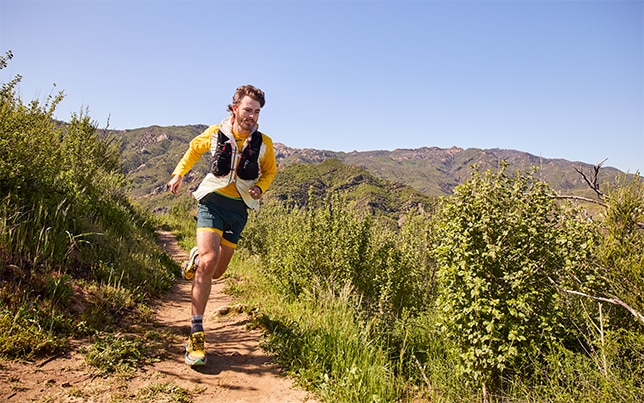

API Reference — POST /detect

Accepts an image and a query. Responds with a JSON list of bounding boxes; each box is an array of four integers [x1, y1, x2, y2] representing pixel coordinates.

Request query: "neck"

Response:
[[233, 126, 251, 136]]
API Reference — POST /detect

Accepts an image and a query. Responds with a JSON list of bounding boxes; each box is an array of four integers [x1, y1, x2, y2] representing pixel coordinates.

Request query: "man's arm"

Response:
[[255, 134, 277, 194], [167, 125, 216, 194]]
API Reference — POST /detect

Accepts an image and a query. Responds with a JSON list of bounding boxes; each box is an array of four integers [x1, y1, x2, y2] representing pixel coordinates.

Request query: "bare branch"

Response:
[[548, 276, 644, 326], [575, 159, 607, 200], [550, 194, 607, 207], [413, 354, 433, 392], [563, 289, 644, 326]]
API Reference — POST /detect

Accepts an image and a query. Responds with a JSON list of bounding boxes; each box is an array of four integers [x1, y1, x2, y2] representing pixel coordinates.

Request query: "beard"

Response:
[[235, 114, 256, 132]]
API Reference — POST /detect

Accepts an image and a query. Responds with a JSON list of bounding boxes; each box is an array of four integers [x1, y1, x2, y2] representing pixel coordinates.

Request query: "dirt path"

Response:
[[0, 231, 318, 402]]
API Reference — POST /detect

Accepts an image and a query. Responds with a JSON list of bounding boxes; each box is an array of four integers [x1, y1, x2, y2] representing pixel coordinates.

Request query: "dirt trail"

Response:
[[0, 231, 317, 402]]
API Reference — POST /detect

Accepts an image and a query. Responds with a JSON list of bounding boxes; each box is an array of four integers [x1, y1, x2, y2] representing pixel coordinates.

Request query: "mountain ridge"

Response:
[[115, 124, 629, 202], [271, 141, 625, 198]]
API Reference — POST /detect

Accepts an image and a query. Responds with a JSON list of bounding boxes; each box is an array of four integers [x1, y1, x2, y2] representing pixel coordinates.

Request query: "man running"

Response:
[[167, 85, 277, 366]]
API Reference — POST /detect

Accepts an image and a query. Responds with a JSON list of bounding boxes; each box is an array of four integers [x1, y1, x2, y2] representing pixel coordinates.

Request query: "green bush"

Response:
[[232, 160, 644, 401], [243, 193, 435, 320], [425, 164, 594, 396], [0, 52, 176, 358]]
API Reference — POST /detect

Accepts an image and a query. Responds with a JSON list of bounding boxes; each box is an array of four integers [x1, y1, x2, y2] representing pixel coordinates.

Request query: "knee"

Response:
[[197, 251, 219, 274]]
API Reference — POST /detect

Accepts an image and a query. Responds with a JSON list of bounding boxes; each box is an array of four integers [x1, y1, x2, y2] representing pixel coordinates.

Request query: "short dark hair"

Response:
[[227, 85, 265, 113]]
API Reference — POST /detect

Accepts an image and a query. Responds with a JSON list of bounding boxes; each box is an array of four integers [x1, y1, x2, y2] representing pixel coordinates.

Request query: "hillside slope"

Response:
[[274, 143, 626, 198], [266, 158, 436, 217], [115, 124, 628, 205]]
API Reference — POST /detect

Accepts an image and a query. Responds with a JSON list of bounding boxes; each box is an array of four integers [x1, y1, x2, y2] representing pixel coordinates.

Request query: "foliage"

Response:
[[505, 336, 644, 403], [0, 53, 177, 359], [594, 172, 644, 329], [158, 194, 198, 251], [228, 257, 407, 403], [81, 329, 172, 376], [230, 156, 643, 401], [243, 193, 435, 320], [265, 158, 436, 224], [81, 333, 145, 375], [0, 285, 73, 358], [133, 382, 195, 403], [432, 163, 595, 396]]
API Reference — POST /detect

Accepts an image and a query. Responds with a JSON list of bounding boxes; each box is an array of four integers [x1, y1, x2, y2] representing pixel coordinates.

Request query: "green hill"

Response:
[[113, 124, 630, 214], [266, 158, 436, 217]]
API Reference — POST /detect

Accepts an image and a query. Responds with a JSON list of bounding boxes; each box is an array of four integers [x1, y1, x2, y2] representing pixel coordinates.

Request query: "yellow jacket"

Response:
[[172, 116, 277, 210]]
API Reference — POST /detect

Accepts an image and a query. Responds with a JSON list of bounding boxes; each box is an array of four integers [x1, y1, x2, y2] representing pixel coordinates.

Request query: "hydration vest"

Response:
[[210, 129, 263, 180]]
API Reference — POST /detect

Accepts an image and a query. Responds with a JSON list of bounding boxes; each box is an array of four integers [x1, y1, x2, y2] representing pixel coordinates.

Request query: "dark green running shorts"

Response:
[[197, 192, 248, 248]]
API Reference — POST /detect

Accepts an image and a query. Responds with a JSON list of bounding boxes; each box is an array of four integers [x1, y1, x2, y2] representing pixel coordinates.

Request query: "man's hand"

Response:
[[249, 186, 262, 200], [167, 175, 183, 195]]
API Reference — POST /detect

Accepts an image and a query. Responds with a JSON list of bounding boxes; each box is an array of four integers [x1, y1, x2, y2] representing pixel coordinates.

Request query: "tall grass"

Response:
[[228, 256, 407, 402], [1, 58, 178, 359], [226, 170, 644, 402]]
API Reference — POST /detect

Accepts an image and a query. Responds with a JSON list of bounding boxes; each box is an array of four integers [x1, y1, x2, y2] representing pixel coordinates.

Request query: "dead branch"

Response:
[[575, 159, 607, 200], [548, 276, 644, 325], [550, 194, 608, 207], [413, 354, 433, 393], [564, 289, 644, 326], [548, 276, 644, 326]]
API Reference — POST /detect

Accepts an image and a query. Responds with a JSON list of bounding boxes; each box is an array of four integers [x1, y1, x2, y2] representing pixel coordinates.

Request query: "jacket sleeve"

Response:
[[256, 134, 277, 193], [171, 125, 217, 177]]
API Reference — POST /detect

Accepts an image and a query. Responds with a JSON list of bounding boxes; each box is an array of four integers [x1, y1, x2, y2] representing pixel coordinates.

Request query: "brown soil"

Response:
[[0, 230, 318, 403]]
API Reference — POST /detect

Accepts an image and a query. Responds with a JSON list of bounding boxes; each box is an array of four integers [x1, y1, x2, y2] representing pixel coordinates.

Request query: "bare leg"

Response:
[[191, 230, 220, 316], [213, 244, 235, 280]]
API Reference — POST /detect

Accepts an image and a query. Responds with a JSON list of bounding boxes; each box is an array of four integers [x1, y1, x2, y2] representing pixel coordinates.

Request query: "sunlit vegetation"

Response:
[[0, 51, 178, 360], [2, 49, 642, 402], [225, 164, 643, 402]]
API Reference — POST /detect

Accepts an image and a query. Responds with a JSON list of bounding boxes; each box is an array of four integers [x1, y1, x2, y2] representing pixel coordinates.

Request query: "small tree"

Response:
[[434, 163, 593, 400]]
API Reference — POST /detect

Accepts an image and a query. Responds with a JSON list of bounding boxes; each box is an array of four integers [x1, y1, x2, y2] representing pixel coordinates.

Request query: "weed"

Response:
[[81, 333, 145, 375], [134, 382, 196, 402]]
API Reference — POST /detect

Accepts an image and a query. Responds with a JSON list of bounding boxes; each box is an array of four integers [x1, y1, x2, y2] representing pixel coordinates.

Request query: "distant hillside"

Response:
[[267, 158, 436, 218], [274, 143, 626, 199], [114, 124, 629, 207], [116, 124, 208, 198]]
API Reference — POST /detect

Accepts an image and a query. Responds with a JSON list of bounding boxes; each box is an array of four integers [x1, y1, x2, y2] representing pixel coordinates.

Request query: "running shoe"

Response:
[[182, 246, 199, 280], [185, 331, 207, 366]]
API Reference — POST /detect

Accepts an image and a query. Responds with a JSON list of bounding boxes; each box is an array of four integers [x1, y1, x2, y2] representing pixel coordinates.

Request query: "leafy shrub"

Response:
[[433, 163, 594, 397], [235, 159, 644, 402]]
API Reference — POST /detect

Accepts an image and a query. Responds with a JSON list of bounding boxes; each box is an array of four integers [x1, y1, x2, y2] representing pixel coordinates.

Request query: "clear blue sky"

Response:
[[1, 0, 642, 173]]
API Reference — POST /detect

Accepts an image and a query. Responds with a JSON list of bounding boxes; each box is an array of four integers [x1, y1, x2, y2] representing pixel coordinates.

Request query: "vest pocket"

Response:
[[237, 157, 259, 180], [236, 132, 262, 180], [211, 132, 232, 177]]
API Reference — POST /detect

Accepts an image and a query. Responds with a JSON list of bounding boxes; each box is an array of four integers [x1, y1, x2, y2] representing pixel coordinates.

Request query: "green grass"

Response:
[[0, 77, 179, 360], [223, 251, 644, 403], [133, 382, 197, 402], [81, 333, 146, 375], [81, 328, 175, 376], [226, 255, 409, 402]]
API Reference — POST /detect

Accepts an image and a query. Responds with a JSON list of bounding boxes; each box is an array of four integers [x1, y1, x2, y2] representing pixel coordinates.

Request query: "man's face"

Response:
[[233, 96, 261, 133]]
